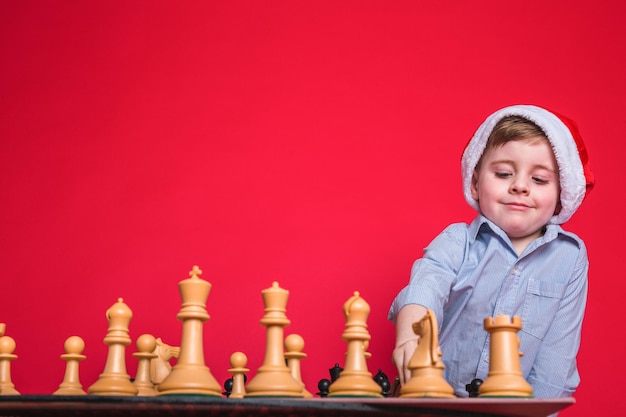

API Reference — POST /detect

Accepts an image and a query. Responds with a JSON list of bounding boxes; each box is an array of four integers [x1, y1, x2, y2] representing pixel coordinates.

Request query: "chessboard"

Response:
[[0, 395, 574, 417], [0, 266, 576, 416]]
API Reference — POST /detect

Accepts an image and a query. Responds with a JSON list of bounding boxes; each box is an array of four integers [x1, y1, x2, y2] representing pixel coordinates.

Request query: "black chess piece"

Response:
[[317, 363, 344, 397], [316, 378, 331, 397], [223, 377, 233, 397], [391, 376, 401, 397], [223, 374, 248, 397], [329, 363, 343, 382], [465, 378, 483, 397], [373, 369, 391, 397]]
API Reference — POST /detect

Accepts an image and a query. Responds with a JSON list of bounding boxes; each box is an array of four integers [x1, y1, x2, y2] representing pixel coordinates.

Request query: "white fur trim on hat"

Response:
[[462, 105, 587, 225]]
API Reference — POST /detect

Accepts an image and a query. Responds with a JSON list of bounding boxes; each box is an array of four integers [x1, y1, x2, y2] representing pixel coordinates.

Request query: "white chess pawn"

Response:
[[133, 334, 158, 396], [284, 334, 313, 398], [0, 331, 19, 396], [53, 336, 87, 395], [227, 352, 249, 399]]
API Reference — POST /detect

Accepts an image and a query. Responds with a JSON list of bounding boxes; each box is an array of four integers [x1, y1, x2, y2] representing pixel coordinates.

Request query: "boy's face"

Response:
[[471, 138, 560, 250]]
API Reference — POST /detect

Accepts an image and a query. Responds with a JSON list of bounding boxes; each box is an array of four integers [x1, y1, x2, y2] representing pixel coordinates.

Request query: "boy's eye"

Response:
[[532, 177, 549, 185], [495, 172, 512, 178]]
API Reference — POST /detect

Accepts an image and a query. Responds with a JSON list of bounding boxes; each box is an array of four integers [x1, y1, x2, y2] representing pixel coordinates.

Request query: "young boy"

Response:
[[389, 104, 594, 398]]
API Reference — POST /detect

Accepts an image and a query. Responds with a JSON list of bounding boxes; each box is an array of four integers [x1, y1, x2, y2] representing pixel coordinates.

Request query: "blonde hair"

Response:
[[476, 116, 549, 170]]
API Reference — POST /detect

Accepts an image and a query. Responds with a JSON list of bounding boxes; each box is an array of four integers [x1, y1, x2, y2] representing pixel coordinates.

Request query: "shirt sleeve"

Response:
[[526, 240, 588, 398], [388, 223, 469, 326]]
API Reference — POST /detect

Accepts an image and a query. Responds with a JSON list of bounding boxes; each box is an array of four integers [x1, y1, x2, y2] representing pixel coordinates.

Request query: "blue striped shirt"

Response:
[[388, 215, 588, 398]]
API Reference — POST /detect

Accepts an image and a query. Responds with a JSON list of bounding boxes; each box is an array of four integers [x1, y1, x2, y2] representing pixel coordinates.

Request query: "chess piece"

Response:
[[133, 334, 158, 396], [157, 266, 222, 396], [317, 363, 342, 397], [363, 340, 372, 359], [226, 351, 249, 398], [373, 369, 391, 397], [329, 363, 343, 382], [391, 376, 401, 397], [400, 309, 455, 398], [53, 336, 87, 395], [316, 378, 331, 397], [222, 377, 233, 397], [284, 334, 313, 397], [328, 292, 382, 397], [479, 315, 533, 397], [466, 378, 483, 397], [0, 324, 19, 396], [88, 298, 138, 396], [245, 282, 304, 397], [149, 338, 180, 386]]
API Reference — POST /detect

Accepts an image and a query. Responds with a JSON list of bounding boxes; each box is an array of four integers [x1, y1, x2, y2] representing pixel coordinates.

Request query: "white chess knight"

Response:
[[150, 338, 180, 386]]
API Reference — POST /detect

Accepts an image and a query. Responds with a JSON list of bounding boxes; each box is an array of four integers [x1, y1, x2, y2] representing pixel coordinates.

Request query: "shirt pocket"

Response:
[[520, 278, 567, 340]]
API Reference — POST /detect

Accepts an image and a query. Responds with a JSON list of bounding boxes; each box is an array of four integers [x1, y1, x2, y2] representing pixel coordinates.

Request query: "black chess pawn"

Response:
[[465, 378, 483, 397], [316, 378, 331, 397], [373, 369, 391, 397], [223, 377, 233, 397], [223, 374, 248, 397]]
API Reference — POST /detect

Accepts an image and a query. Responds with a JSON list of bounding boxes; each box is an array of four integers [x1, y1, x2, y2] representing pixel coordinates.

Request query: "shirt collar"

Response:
[[468, 215, 496, 243], [468, 214, 570, 247]]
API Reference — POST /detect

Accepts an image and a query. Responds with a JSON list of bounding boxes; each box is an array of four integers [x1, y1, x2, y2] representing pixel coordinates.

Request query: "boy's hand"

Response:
[[392, 338, 418, 386], [392, 304, 428, 386]]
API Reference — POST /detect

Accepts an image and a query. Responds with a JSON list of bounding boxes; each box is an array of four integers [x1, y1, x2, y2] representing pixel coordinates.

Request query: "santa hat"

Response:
[[462, 104, 595, 224]]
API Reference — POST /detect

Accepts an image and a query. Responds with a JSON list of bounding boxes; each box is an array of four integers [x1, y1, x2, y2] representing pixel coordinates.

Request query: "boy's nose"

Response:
[[510, 179, 529, 194]]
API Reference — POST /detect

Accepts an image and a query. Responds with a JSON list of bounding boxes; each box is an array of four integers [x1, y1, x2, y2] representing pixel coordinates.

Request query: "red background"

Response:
[[1, 1, 624, 415]]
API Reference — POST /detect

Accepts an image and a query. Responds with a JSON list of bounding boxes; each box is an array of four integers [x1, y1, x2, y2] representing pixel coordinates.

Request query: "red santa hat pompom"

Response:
[[462, 105, 595, 225]]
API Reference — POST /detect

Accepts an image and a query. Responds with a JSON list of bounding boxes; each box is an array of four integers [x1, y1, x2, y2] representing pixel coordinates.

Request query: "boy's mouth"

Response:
[[504, 202, 532, 210]]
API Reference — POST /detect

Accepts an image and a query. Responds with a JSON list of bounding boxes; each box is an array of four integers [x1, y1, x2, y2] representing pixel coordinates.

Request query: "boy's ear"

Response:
[[470, 171, 479, 201]]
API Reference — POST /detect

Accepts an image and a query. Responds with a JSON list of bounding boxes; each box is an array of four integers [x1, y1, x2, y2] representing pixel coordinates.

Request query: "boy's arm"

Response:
[[392, 303, 428, 386], [389, 224, 469, 386]]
